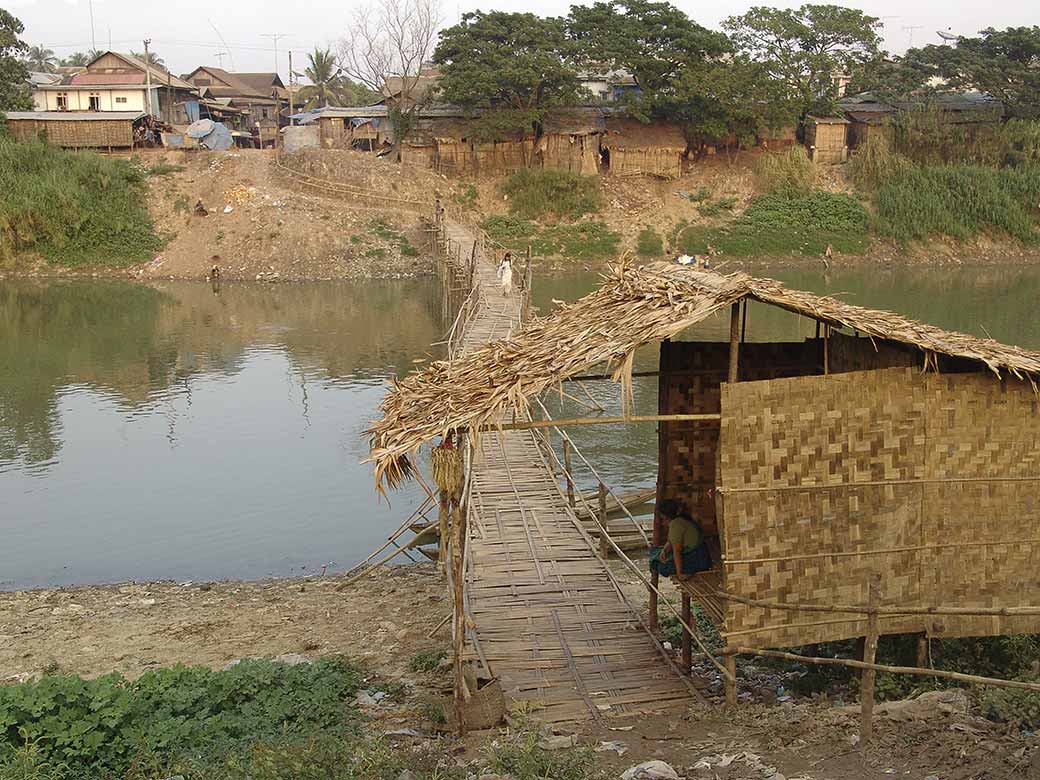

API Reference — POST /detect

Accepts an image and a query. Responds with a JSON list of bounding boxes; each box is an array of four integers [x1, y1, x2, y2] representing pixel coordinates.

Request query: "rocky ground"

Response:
[[2, 563, 1036, 779]]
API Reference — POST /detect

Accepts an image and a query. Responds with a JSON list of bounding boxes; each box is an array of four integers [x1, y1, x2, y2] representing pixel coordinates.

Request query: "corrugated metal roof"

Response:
[[4, 111, 147, 121]]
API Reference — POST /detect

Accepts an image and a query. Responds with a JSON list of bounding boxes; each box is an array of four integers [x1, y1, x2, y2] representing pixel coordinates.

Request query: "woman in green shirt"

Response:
[[650, 499, 712, 580]]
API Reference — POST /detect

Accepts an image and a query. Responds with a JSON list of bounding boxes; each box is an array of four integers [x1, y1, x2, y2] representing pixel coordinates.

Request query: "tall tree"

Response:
[[433, 10, 583, 137], [909, 27, 1040, 119], [567, 0, 729, 96], [724, 4, 882, 120], [338, 0, 441, 150], [296, 48, 377, 108], [0, 9, 32, 114], [61, 51, 92, 67], [24, 45, 57, 72]]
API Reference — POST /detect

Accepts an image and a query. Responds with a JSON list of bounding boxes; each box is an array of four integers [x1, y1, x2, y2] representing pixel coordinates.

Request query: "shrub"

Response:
[[481, 716, 603, 780], [500, 169, 602, 221], [848, 134, 912, 191], [482, 215, 620, 260], [696, 195, 738, 217], [872, 164, 1040, 244], [678, 191, 870, 256], [636, 226, 664, 256], [754, 146, 815, 196], [145, 162, 185, 177], [0, 658, 363, 777], [0, 138, 162, 266], [408, 648, 447, 673]]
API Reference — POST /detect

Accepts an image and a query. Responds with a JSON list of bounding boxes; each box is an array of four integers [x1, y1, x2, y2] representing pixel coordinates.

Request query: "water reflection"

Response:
[[0, 279, 443, 590]]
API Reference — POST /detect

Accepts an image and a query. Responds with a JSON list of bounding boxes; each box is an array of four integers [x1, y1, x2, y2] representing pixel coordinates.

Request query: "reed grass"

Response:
[[500, 168, 602, 221], [0, 138, 162, 266], [754, 146, 816, 196]]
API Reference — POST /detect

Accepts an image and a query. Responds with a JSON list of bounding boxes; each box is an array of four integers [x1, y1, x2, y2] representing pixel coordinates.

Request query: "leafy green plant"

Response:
[[679, 191, 870, 256], [660, 607, 723, 652], [500, 169, 602, 221], [453, 184, 479, 209], [398, 240, 420, 258], [481, 715, 603, 780], [172, 194, 190, 213], [482, 215, 619, 260], [363, 247, 387, 259], [0, 658, 363, 778], [636, 226, 664, 256], [754, 146, 815, 195], [370, 219, 402, 241], [408, 648, 447, 673], [145, 162, 185, 177], [0, 138, 162, 266], [696, 195, 738, 217], [682, 186, 712, 202]]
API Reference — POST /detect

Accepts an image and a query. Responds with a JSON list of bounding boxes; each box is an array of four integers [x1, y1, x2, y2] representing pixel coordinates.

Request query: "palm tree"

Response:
[[130, 50, 165, 67], [25, 45, 58, 72], [61, 52, 92, 67], [297, 47, 347, 109]]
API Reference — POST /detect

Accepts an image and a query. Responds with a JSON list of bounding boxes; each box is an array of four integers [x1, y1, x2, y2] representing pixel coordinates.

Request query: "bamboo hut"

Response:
[[804, 115, 849, 163], [428, 119, 533, 176], [601, 117, 686, 178], [369, 264, 1040, 679], [538, 107, 605, 175], [4, 111, 146, 149]]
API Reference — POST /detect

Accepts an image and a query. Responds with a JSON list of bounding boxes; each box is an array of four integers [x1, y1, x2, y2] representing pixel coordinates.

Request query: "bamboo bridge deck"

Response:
[[444, 221, 697, 722]]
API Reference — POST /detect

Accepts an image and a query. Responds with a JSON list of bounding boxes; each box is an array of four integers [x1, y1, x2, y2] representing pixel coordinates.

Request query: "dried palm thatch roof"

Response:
[[368, 264, 1040, 491], [602, 117, 687, 150]]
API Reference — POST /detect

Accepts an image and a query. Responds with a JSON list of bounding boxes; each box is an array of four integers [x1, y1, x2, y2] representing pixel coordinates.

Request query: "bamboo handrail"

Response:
[[718, 589, 1040, 618], [721, 475, 1040, 494], [532, 396, 650, 547], [479, 413, 721, 433], [735, 646, 1040, 693]]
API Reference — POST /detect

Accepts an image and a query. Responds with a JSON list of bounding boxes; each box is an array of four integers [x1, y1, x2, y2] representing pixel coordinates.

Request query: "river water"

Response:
[[3, 266, 1040, 590]]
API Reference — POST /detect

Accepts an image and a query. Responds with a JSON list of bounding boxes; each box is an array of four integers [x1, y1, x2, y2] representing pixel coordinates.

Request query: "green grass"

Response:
[[145, 162, 185, 177], [0, 658, 363, 779], [696, 195, 738, 217], [0, 138, 163, 267], [483, 215, 620, 260], [677, 191, 871, 257], [408, 648, 447, 673], [871, 164, 1040, 245], [636, 226, 664, 256], [754, 146, 815, 196], [500, 169, 602, 221]]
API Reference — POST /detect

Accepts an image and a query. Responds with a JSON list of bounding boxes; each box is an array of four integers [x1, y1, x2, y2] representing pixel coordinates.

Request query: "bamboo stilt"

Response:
[[860, 576, 881, 743], [728, 303, 741, 384], [681, 592, 692, 673], [598, 482, 609, 558], [563, 439, 574, 507], [724, 651, 738, 707]]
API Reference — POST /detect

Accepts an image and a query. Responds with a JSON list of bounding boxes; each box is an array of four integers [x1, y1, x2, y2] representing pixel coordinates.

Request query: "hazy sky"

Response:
[[9, 0, 1038, 79]]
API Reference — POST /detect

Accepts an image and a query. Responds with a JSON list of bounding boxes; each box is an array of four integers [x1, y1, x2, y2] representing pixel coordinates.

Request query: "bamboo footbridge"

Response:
[[438, 219, 698, 723]]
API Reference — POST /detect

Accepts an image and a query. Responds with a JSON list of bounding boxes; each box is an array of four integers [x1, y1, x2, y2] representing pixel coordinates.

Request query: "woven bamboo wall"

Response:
[[540, 134, 599, 175], [608, 148, 682, 178], [719, 366, 1040, 649], [8, 118, 134, 148]]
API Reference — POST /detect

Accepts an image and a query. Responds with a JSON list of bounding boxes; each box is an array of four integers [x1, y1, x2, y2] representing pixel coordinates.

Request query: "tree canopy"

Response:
[[724, 4, 882, 119], [0, 9, 32, 114], [433, 10, 583, 134], [24, 45, 57, 73], [295, 48, 375, 108], [566, 0, 729, 94]]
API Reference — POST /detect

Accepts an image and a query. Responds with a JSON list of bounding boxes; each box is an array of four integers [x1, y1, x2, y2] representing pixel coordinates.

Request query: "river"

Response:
[[3, 265, 1040, 590]]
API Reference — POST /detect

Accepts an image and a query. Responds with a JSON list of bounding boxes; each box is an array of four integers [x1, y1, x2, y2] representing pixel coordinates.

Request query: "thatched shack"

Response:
[[4, 111, 146, 149], [804, 115, 849, 163], [601, 117, 686, 178], [538, 108, 604, 175], [369, 264, 1040, 663], [428, 118, 533, 176]]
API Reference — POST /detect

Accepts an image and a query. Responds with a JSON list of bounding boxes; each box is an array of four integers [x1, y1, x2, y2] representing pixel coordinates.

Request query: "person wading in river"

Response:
[[497, 253, 514, 297], [649, 499, 712, 581]]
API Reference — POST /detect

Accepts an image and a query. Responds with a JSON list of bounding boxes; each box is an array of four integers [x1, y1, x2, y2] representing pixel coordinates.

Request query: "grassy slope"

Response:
[[0, 138, 162, 267]]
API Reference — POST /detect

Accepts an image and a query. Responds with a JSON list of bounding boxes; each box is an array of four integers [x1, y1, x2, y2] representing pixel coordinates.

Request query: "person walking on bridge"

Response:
[[497, 253, 514, 297]]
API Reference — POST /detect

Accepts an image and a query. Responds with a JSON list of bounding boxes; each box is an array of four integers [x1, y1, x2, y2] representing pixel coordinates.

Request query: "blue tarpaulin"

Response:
[[186, 119, 233, 151]]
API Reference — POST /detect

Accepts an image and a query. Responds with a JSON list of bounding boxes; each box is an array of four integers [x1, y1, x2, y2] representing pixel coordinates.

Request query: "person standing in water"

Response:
[[497, 253, 514, 297]]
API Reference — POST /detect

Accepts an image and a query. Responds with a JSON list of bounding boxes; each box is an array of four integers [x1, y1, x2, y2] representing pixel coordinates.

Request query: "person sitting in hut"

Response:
[[497, 253, 514, 297], [649, 499, 712, 581]]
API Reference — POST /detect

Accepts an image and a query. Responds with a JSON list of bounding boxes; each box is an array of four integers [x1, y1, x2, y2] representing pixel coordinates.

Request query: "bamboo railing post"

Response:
[[916, 634, 929, 667], [598, 482, 609, 558], [451, 500, 468, 735], [724, 649, 738, 707], [438, 489, 449, 571], [861, 576, 881, 743], [681, 592, 692, 673], [563, 439, 575, 507], [728, 302, 742, 383]]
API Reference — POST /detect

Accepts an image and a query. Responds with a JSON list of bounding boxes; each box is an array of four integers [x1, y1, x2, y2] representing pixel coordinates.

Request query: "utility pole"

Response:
[[287, 50, 295, 126], [88, 0, 96, 52], [215, 51, 227, 67], [143, 39, 154, 118], [261, 34, 287, 77]]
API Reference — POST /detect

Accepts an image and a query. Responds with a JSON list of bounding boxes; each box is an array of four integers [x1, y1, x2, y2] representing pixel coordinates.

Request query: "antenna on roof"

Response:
[[902, 25, 924, 47], [88, 0, 96, 51], [209, 19, 235, 70]]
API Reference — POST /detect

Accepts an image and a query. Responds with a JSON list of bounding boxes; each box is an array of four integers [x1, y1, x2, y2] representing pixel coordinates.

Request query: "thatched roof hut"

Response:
[[601, 117, 686, 178], [804, 115, 849, 163], [370, 264, 1040, 653], [538, 107, 605, 175]]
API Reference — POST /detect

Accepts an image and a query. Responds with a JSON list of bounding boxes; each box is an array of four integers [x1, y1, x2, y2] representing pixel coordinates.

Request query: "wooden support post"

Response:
[[649, 507, 662, 631], [860, 576, 881, 743], [598, 482, 609, 558], [916, 634, 929, 668], [563, 439, 574, 507], [724, 650, 738, 707], [824, 325, 831, 374], [681, 592, 692, 673], [451, 501, 468, 736], [728, 303, 741, 384], [437, 490, 449, 571]]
